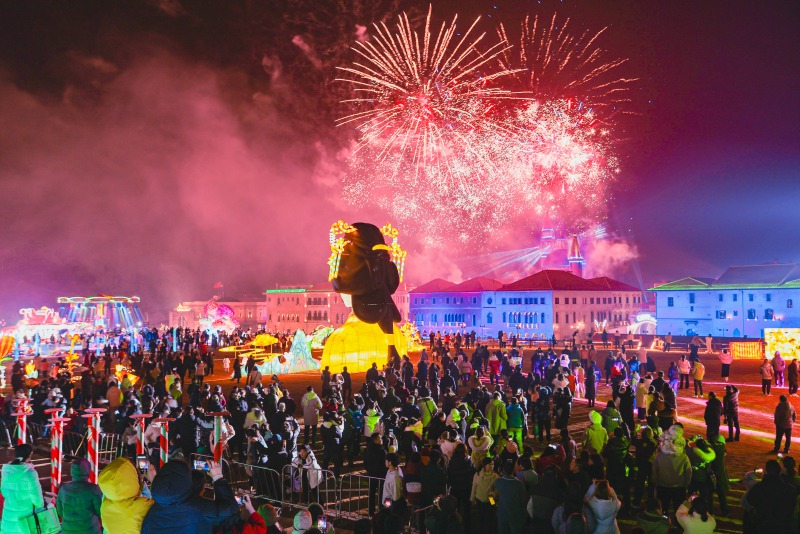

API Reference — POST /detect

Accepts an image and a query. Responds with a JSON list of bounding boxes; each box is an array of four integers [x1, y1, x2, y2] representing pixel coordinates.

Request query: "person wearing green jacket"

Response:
[[506, 397, 525, 450], [56, 459, 103, 534], [1, 444, 44, 534], [583, 410, 609, 454], [486, 392, 508, 439], [416, 387, 437, 439]]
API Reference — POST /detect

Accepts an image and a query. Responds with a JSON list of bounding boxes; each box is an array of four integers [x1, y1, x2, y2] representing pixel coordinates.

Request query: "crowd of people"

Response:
[[1, 328, 800, 534]]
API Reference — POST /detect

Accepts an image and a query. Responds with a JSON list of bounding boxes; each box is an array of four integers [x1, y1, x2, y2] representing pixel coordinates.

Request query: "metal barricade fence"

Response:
[[281, 464, 338, 519], [225, 459, 285, 507], [62, 431, 86, 458], [337, 473, 385, 520], [28, 422, 51, 445], [97, 433, 123, 464], [1, 420, 12, 447]]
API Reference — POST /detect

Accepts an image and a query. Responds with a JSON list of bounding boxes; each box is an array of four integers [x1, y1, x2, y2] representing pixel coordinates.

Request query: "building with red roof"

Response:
[[410, 269, 643, 340]]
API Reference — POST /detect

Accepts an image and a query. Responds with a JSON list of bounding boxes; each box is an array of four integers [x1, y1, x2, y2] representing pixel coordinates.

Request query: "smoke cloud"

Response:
[[0, 49, 351, 322], [583, 238, 640, 279]]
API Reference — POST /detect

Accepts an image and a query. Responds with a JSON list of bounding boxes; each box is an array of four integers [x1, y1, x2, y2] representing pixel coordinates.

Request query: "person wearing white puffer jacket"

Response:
[[584, 480, 622, 534]]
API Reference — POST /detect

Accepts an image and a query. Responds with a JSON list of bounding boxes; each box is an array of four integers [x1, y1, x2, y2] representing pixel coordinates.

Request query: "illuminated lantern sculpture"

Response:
[[322, 314, 408, 373], [324, 221, 407, 372]]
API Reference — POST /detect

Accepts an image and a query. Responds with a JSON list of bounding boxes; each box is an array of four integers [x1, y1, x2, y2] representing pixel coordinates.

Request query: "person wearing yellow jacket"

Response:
[[583, 410, 609, 454], [97, 457, 153, 534], [691, 360, 706, 398]]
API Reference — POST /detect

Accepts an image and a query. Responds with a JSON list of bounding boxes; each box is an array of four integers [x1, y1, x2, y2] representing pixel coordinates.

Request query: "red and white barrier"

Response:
[[45, 408, 70, 494], [82, 408, 106, 484], [130, 413, 152, 456], [207, 411, 230, 463], [153, 418, 175, 467]]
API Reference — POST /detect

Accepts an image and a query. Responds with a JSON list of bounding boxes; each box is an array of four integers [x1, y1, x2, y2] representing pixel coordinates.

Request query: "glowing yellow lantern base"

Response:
[[321, 313, 407, 374]]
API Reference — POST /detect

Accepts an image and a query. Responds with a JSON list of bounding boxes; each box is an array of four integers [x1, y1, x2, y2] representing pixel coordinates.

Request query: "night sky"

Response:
[[0, 0, 798, 321]]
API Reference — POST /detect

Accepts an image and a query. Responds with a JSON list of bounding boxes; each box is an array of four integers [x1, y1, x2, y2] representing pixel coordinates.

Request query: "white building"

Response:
[[651, 263, 800, 338], [410, 270, 643, 340]]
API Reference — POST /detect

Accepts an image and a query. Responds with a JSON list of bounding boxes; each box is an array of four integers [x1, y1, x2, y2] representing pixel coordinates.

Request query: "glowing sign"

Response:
[[765, 328, 800, 360]]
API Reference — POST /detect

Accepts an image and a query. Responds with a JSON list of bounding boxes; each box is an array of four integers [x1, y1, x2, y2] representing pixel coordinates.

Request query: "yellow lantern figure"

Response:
[[321, 313, 408, 373]]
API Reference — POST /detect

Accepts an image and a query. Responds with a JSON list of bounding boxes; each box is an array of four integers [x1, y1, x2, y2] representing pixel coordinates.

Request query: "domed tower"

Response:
[[568, 235, 585, 278]]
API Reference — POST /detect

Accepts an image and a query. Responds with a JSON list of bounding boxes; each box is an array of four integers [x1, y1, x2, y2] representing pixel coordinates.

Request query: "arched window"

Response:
[[788, 299, 794, 309], [307, 311, 312, 320], [323, 311, 328, 321], [502, 312, 507, 322], [765, 308, 774, 320], [487, 313, 493, 324], [541, 313, 546, 323]]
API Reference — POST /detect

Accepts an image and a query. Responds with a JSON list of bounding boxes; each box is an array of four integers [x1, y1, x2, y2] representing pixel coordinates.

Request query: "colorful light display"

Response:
[[199, 299, 240, 336]]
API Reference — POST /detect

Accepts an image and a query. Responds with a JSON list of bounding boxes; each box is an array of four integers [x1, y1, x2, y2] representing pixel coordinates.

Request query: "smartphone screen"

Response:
[[193, 459, 210, 471], [235, 495, 243, 505], [136, 455, 149, 473], [384, 498, 392, 507], [318, 516, 327, 530]]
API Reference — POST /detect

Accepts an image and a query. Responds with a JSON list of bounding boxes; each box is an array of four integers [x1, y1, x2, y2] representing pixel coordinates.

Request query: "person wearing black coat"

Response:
[[446, 443, 475, 522], [177, 406, 213, 457], [141, 460, 238, 533], [585, 362, 597, 407], [440, 370, 457, 397], [320, 412, 344, 477], [704, 392, 723, 440], [722, 385, 740, 442], [363, 434, 388, 516]]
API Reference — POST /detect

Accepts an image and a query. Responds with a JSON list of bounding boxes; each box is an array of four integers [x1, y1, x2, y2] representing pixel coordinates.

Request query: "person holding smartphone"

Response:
[[224, 494, 268, 534], [141, 460, 238, 533]]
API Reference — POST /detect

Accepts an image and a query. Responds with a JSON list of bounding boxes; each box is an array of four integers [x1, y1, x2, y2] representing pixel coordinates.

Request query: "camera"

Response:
[[246, 427, 260, 438]]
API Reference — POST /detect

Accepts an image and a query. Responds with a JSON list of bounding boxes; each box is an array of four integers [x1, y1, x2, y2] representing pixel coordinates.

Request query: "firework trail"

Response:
[[498, 13, 636, 110], [337, 8, 631, 248], [335, 5, 520, 164]]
